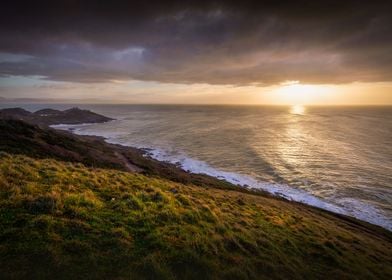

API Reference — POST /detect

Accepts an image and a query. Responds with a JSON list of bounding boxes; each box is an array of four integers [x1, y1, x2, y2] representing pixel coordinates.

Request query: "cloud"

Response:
[[0, 0, 391, 85]]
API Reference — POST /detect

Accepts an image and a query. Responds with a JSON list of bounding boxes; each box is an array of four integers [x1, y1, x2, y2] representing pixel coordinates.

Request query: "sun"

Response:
[[273, 82, 332, 105]]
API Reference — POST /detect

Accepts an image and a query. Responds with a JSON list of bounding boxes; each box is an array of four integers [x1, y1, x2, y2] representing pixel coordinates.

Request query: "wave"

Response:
[[51, 123, 392, 231]]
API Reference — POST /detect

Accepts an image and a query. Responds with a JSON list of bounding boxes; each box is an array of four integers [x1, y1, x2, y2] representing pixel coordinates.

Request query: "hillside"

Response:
[[0, 119, 250, 192], [0, 119, 391, 279], [0, 107, 113, 125]]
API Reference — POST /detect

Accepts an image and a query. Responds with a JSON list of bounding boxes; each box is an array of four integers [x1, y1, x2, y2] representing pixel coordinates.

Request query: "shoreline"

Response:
[[51, 122, 392, 232]]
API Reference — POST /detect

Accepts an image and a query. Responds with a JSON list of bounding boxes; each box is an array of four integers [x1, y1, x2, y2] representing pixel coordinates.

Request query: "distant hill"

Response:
[[34, 108, 63, 116], [0, 107, 32, 117], [0, 107, 114, 126]]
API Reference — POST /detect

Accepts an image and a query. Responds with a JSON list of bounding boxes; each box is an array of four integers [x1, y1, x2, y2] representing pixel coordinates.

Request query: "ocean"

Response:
[[3, 104, 392, 230]]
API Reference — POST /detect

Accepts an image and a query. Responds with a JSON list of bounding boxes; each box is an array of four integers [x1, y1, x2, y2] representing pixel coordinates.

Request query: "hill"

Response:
[[0, 118, 391, 279], [0, 107, 113, 125], [0, 119, 248, 192]]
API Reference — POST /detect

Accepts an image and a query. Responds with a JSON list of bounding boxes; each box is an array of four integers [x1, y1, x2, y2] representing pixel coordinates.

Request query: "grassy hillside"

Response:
[[0, 119, 262, 193], [0, 153, 391, 279], [0, 119, 126, 170]]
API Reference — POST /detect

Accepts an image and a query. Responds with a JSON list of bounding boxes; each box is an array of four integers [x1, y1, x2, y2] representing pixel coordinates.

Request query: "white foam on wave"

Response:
[[51, 123, 96, 128], [147, 148, 347, 212], [334, 197, 392, 230], [52, 124, 392, 231], [51, 121, 115, 130]]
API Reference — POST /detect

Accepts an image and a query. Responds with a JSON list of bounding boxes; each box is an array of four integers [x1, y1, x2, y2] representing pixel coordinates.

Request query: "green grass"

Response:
[[0, 152, 391, 279]]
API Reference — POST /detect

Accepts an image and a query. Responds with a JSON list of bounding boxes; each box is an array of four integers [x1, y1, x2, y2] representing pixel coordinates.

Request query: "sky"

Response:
[[0, 0, 391, 105]]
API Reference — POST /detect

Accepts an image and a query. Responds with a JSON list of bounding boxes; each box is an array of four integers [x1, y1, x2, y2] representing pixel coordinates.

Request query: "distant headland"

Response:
[[0, 107, 114, 126]]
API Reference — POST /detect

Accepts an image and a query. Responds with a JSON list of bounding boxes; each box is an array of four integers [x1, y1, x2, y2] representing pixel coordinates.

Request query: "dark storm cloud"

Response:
[[0, 0, 391, 85]]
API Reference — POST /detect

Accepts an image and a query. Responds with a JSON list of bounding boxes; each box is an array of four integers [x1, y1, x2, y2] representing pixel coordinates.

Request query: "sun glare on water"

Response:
[[290, 105, 305, 115]]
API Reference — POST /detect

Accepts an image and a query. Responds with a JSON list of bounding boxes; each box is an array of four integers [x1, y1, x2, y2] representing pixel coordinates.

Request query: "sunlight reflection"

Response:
[[275, 107, 308, 176], [290, 105, 305, 115]]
